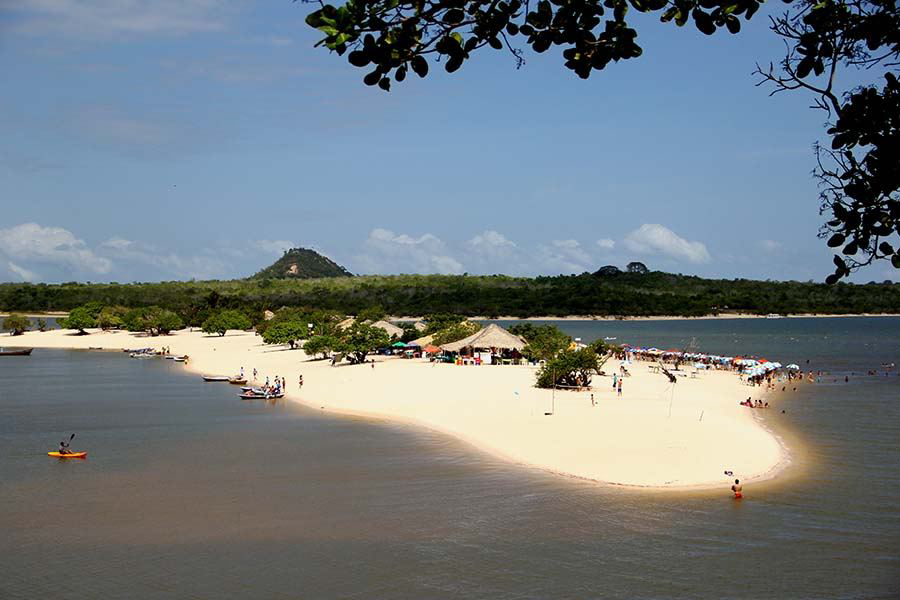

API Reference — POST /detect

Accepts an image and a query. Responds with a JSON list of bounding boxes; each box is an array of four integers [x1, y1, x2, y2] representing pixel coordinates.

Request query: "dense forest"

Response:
[[1, 270, 898, 319]]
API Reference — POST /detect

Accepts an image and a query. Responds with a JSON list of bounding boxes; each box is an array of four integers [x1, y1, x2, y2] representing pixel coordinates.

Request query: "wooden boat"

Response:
[[172, 356, 187, 362], [202, 375, 229, 382], [239, 391, 284, 400], [130, 352, 155, 358], [228, 377, 247, 385], [0, 348, 32, 356]]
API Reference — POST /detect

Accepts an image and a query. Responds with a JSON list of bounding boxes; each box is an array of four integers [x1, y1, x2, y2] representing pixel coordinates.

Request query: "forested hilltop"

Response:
[[1, 270, 898, 320]]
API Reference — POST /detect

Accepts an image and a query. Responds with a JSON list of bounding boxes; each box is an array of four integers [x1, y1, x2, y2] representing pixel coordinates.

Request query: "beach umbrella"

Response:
[[392, 341, 408, 348], [424, 344, 442, 354], [786, 364, 799, 370]]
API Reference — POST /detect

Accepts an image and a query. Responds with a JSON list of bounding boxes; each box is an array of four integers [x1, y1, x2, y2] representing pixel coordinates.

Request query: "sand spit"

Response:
[[3, 328, 786, 489]]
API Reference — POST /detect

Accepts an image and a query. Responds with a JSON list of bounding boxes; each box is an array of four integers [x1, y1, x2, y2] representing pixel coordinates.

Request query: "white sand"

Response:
[[3, 328, 787, 489]]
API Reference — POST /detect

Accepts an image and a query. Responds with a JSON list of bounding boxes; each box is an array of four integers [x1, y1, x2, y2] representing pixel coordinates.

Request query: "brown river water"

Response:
[[2, 317, 899, 598]]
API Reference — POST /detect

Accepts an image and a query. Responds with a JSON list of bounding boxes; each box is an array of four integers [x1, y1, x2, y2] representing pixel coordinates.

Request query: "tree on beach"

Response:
[[124, 306, 184, 336], [97, 306, 128, 330], [262, 320, 307, 348], [60, 307, 96, 335], [336, 321, 391, 364], [536, 348, 599, 388], [36, 317, 47, 332], [431, 320, 480, 345], [303, 334, 339, 359], [2, 313, 30, 336], [202, 310, 252, 336], [423, 313, 467, 335], [356, 305, 386, 323], [510, 324, 572, 361]]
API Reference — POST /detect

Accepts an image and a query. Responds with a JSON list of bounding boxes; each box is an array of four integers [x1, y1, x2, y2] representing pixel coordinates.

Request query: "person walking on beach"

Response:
[[591, 393, 595, 407], [299, 374, 303, 388], [731, 479, 743, 499], [612, 373, 617, 390], [617, 379, 623, 396], [253, 368, 257, 381]]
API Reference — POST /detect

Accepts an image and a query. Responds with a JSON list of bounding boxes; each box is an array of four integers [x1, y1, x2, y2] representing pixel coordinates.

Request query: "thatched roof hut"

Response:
[[371, 320, 404, 338], [412, 333, 434, 347], [440, 324, 527, 353]]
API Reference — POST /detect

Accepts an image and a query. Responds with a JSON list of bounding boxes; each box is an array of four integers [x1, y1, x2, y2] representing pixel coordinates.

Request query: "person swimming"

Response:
[[731, 479, 743, 499]]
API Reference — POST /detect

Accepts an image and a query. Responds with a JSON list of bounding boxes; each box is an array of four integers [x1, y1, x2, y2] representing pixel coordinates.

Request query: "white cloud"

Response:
[[465, 230, 525, 275], [4, 0, 229, 36], [0, 223, 112, 274], [537, 239, 594, 274], [759, 239, 781, 252], [99, 236, 226, 280], [596, 238, 616, 250], [254, 240, 296, 255], [356, 228, 463, 275], [623, 224, 711, 264], [7, 261, 39, 282]]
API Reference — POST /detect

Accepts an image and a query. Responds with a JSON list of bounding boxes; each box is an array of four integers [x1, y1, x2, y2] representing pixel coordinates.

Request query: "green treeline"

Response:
[[1, 271, 898, 318]]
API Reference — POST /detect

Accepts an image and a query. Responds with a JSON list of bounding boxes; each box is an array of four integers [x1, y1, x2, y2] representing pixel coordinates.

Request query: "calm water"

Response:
[[2, 317, 899, 599]]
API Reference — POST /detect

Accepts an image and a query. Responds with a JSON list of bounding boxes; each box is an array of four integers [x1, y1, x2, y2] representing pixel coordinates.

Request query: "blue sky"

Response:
[[1, 1, 893, 284]]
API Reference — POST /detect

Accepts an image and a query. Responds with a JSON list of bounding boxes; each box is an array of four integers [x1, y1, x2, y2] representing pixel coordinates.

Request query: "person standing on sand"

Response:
[[612, 373, 617, 390], [731, 479, 743, 499], [591, 393, 595, 407], [617, 379, 622, 396], [253, 368, 257, 381]]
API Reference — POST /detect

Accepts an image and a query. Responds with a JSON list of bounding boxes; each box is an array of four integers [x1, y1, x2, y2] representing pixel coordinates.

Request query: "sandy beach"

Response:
[[2, 328, 786, 489]]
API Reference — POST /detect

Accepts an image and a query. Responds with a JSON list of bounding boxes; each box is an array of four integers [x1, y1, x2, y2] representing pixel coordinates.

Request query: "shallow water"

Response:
[[2, 317, 899, 599]]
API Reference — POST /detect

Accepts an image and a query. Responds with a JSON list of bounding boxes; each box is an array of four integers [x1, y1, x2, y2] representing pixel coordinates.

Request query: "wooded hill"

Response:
[[1, 269, 898, 319], [251, 247, 353, 279]]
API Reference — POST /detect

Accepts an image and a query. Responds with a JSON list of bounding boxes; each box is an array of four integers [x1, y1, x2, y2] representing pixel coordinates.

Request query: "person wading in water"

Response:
[[731, 479, 743, 499]]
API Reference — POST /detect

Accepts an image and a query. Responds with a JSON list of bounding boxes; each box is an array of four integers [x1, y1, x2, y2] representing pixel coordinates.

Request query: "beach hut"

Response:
[[440, 324, 527, 365], [371, 320, 404, 338]]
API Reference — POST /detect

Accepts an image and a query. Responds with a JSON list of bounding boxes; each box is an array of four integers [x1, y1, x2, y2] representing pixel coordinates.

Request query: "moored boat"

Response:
[[228, 376, 247, 385], [0, 348, 32, 356], [202, 375, 229, 382], [239, 391, 284, 400]]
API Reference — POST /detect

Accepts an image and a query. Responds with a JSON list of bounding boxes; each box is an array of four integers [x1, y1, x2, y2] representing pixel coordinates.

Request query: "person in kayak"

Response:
[[58, 439, 72, 455]]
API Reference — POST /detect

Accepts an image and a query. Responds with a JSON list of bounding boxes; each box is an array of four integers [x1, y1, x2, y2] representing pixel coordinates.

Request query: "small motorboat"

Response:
[[202, 375, 229, 382], [164, 355, 176, 360], [130, 352, 155, 358], [0, 348, 32, 356], [172, 356, 188, 362], [123, 347, 153, 353]]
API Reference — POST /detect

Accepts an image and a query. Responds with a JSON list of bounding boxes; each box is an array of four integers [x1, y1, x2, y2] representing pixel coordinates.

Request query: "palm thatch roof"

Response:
[[371, 320, 404, 338], [440, 324, 527, 352], [412, 333, 434, 347]]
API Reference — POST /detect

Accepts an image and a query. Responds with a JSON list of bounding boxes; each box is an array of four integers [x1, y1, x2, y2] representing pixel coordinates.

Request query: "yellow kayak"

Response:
[[48, 451, 87, 459]]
